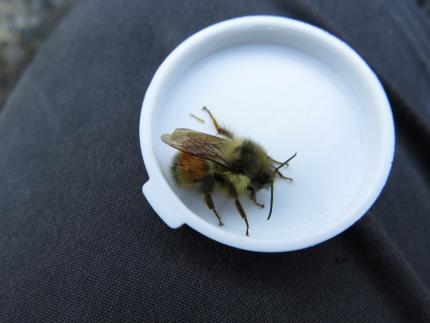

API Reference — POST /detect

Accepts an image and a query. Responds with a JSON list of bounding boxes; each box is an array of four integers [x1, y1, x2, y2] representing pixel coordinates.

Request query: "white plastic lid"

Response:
[[140, 16, 395, 252]]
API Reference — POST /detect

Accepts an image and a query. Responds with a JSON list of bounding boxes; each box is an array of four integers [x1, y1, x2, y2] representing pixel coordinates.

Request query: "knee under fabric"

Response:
[[0, 0, 429, 321]]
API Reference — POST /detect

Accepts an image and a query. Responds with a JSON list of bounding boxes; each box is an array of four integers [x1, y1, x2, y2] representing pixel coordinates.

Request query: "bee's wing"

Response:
[[161, 128, 231, 168]]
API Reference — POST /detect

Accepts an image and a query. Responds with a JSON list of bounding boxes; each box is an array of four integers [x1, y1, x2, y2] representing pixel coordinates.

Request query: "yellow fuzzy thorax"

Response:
[[220, 138, 269, 164], [223, 172, 250, 195], [220, 138, 245, 159]]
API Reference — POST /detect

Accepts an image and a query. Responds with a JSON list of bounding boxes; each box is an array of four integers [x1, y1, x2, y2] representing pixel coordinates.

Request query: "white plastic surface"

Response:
[[140, 16, 395, 252]]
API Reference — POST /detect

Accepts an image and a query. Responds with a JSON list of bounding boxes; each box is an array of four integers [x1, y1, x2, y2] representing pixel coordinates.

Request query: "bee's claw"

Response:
[[189, 113, 205, 123], [276, 170, 293, 182]]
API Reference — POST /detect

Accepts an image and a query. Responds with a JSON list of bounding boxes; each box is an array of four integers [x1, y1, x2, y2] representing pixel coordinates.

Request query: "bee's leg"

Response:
[[234, 198, 250, 236], [189, 113, 205, 124], [249, 188, 264, 208], [202, 106, 234, 138], [275, 170, 293, 182], [204, 193, 224, 226], [269, 156, 284, 165], [270, 153, 297, 168]]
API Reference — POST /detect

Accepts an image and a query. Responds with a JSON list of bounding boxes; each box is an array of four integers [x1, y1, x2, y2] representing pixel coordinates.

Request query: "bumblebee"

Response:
[[161, 107, 296, 236]]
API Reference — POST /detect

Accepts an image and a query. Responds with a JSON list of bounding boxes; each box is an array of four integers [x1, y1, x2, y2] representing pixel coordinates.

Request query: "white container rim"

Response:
[[139, 15, 395, 252]]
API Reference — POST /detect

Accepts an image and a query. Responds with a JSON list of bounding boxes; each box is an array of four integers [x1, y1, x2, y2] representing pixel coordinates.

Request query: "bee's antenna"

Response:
[[274, 153, 297, 172], [267, 181, 274, 220], [268, 153, 296, 220]]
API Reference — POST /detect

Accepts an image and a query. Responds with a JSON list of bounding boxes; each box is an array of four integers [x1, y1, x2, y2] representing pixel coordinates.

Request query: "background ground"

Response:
[[0, 0, 429, 108], [0, 0, 75, 107]]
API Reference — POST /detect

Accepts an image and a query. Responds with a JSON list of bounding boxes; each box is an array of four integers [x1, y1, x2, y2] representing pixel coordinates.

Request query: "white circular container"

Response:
[[139, 16, 395, 252]]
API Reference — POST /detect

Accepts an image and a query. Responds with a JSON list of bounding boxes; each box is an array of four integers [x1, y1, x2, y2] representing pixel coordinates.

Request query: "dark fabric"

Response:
[[1, 0, 430, 321]]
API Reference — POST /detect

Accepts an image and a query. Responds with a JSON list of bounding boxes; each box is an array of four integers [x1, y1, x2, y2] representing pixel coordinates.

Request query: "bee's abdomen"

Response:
[[171, 152, 206, 186]]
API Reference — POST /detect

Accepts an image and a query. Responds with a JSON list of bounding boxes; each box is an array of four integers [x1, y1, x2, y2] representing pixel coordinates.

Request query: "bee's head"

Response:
[[230, 140, 296, 219], [231, 139, 273, 189], [249, 169, 273, 191], [246, 151, 297, 221]]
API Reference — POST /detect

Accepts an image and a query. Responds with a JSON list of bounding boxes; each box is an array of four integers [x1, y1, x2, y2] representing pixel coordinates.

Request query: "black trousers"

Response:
[[1, 0, 429, 321]]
